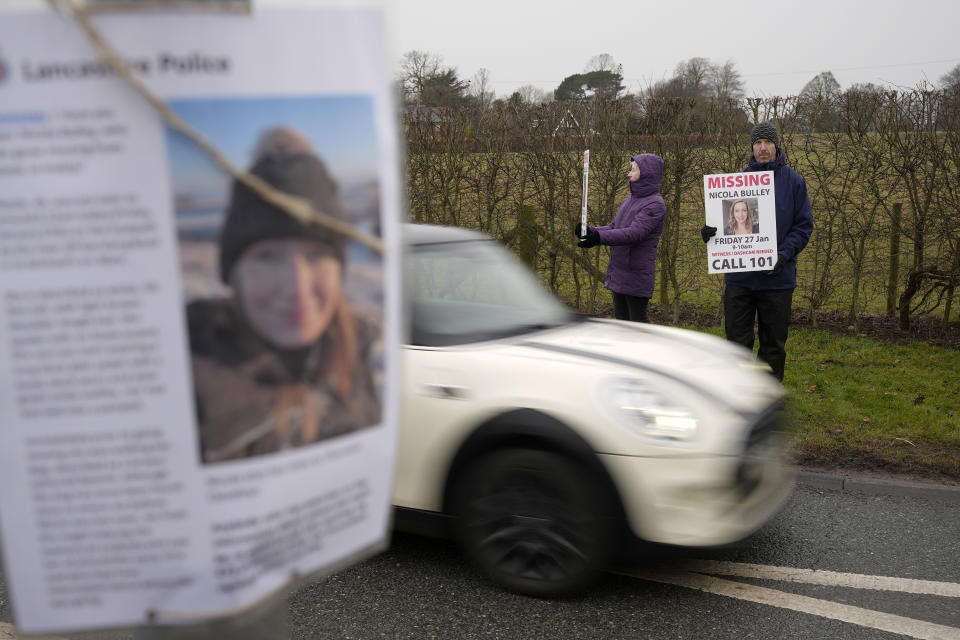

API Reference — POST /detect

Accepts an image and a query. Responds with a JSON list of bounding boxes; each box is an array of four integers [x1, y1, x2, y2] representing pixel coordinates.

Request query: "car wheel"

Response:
[[452, 448, 610, 596]]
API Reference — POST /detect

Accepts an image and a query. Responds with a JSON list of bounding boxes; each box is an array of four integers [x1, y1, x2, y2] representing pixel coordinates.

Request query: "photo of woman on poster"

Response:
[[724, 199, 760, 236], [187, 127, 381, 464]]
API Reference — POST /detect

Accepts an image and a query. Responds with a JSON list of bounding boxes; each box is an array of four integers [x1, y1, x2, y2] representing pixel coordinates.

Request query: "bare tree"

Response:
[[585, 53, 619, 74], [645, 58, 745, 112], [939, 63, 960, 90], [846, 82, 885, 95], [837, 90, 897, 328], [664, 57, 713, 99], [876, 88, 950, 329], [709, 59, 745, 100], [796, 72, 843, 131], [746, 95, 799, 126], [521, 103, 592, 294], [462, 105, 514, 234], [792, 124, 852, 327], [515, 84, 551, 105], [678, 57, 712, 91], [398, 50, 443, 105], [471, 68, 495, 110], [933, 88, 960, 326], [800, 71, 841, 98]]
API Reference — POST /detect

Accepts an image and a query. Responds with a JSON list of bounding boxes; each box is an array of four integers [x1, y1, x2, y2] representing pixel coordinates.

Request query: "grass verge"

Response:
[[783, 329, 960, 481], [688, 325, 960, 481]]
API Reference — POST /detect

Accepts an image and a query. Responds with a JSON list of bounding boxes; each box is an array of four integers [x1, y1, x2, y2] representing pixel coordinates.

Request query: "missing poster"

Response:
[[0, 5, 400, 634], [703, 171, 777, 274]]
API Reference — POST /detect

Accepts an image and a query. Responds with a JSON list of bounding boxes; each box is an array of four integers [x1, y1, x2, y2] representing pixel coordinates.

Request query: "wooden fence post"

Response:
[[886, 202, 902, 317]]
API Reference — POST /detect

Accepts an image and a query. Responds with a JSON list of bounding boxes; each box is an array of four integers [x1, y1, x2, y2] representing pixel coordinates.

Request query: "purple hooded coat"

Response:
[[594, 154, 666, 298]]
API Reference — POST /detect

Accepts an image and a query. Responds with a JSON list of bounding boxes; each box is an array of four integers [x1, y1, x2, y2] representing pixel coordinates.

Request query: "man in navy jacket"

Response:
[[702, 122, 813, 381]]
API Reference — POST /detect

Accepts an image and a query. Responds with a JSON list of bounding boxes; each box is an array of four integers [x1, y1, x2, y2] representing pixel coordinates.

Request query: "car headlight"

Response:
[[604, 378, 698, 441]]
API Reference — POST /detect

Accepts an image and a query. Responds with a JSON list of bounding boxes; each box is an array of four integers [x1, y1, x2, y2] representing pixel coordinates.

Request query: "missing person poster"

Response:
[[0, 4, 400, 634], [703, 171, 778, 274]]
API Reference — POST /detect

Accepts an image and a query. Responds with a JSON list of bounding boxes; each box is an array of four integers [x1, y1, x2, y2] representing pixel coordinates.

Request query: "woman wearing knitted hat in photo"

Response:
[[188, 127, 381, 464]]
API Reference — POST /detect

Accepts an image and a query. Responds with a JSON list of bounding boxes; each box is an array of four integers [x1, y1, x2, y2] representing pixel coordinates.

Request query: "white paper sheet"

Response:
[[0, 5, 400, 633]]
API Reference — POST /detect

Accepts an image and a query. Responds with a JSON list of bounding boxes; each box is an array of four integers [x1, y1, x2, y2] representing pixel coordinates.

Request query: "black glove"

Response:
[[573, 222, 586, 238], [577, 226, 600, 248], [700, 225, 717, 243], [765, 255, 785, 276]]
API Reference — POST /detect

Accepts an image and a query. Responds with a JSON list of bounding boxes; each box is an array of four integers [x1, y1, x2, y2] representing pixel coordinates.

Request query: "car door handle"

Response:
[[421, 383, 468, 400]]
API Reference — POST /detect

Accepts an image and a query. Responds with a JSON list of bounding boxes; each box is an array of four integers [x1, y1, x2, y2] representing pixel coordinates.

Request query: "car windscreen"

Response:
[[408, 238, 573, 346]]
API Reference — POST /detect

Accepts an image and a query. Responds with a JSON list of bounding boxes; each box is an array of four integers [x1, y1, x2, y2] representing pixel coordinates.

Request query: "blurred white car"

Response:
[[393, 224, 793, 596]]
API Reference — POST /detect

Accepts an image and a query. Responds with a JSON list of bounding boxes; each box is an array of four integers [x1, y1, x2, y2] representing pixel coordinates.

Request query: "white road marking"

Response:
[[679, 560, 960, 598], [629, 569, 960, 640]]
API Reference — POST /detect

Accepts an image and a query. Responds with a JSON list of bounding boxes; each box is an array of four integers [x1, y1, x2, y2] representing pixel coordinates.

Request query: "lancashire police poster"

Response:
[[703, 171, 778, 274], [0, 4, 400, 634]]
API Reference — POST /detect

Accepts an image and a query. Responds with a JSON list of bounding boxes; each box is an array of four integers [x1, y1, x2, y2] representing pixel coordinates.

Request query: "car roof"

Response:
[[403, 223, 493, 247]]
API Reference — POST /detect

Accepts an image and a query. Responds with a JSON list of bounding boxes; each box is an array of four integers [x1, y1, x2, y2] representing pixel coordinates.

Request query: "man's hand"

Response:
[[765, 255, 785, 276], [574, 222, 586, 238], [577, 226, 600, 248], [700, 225, 717, 243]]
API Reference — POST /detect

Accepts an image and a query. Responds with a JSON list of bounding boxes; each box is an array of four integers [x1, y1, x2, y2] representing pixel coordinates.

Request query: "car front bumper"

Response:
[[599, 432, 794, 547]]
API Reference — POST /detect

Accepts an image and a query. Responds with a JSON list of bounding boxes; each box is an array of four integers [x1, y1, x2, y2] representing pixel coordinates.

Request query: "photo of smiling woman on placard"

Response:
[[723, 198, 760, 236], [167, 96, 384, 465]]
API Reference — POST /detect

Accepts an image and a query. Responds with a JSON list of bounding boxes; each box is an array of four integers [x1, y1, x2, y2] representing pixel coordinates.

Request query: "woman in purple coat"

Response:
[[575, 153, 666, 322]]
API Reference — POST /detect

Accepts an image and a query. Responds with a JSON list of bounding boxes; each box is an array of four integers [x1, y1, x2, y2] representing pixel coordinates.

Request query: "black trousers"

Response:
[[612, 293, 650, 323], [724, 285, 794, 381]]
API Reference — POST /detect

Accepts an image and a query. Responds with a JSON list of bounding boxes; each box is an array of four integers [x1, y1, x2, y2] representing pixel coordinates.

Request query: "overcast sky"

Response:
[[390, 0, 960, 98]]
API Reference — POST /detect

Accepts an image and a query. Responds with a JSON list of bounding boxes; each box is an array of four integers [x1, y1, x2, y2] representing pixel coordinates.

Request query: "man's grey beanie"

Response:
[[751, 122, 780, 149]]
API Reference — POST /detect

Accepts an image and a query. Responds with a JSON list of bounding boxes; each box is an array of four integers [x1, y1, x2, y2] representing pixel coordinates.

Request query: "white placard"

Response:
[[0, 5, 400, 634], [703, 171, 778, 274]]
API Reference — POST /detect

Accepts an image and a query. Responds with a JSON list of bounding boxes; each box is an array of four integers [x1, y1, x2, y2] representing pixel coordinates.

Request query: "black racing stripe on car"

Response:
[[517, 340, 734, 411]]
